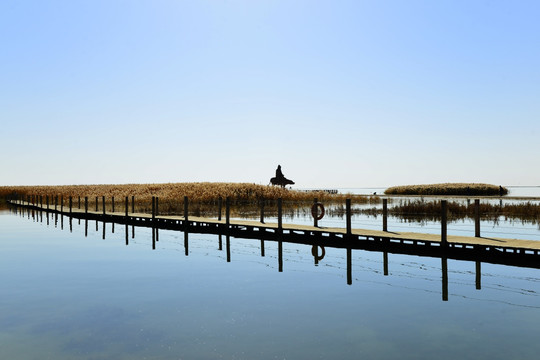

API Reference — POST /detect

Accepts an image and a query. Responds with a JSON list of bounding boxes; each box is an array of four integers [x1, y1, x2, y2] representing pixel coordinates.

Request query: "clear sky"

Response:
[[1, 0, 539, 188]]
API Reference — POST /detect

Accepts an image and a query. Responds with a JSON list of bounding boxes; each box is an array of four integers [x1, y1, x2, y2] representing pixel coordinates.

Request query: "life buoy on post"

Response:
[[311, 202, 325, 221]]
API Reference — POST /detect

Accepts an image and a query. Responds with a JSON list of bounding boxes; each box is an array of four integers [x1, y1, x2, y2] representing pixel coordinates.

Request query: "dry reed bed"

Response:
[[0, 183, 378, 216], [385, 183, 508, 196]]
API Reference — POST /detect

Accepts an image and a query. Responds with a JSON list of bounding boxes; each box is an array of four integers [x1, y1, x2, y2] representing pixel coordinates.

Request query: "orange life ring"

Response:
[[311, 202, 325, 220]]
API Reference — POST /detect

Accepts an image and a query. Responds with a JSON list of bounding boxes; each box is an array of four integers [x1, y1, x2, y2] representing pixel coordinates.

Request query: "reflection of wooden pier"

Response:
[[8, 197, 540, 302], [7, 198, 540, 270]]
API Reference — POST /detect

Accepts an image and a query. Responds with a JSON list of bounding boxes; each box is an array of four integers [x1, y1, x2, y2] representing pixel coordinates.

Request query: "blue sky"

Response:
[[1, 0, 539, 188]]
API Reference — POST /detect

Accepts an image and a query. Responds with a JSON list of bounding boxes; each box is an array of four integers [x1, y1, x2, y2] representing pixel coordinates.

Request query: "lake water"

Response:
[[2, 207, 540, 359]]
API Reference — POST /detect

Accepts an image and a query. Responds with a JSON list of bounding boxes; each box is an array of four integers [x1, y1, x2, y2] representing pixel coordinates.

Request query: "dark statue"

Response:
[[270, 165, 295, 188]]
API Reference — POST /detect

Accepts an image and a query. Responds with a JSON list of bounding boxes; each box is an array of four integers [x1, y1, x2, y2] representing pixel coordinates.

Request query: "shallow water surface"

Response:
[[1, 209, 540, 359]]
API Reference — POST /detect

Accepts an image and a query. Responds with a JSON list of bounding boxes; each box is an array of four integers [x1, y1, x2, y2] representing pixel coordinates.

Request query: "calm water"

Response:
[[2, 208, 540, 359]]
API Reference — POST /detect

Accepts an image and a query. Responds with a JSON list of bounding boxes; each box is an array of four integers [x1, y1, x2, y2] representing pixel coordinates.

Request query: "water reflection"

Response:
[[9, 205, 515, 304]]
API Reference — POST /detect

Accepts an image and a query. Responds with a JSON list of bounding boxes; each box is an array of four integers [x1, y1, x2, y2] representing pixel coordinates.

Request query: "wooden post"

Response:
[[132, 196, 135, 213], [474, 199, 480, 237], [40, 195, 43, 208], [383, 198, 388, 231], [102, 196, 105, 215], [225, 197, 230, 227], [61, 196, 64, 213], [260, 197, 265, 223], [46, 195, 49, 210], [55, 195, 58, 211], [278, 198, 283, 237], [346, 199, 351, 236], [95, 196, 98, 212], [152, 196, 156, 221], [155, 197, 159, 217], [85, 197, 88, 214], [69, 196, 72, 214], [218, 197, 222, 221], [184, 196, 189, 222], [78, 196, 81, 209], [313, 198, 318, 227], [125, 197, 128, 217], [112, 196, 115, 213], [441, 200, 447, 246]]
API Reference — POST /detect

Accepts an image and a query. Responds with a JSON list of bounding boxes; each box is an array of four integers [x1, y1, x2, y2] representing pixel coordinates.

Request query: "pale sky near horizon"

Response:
[[1, 0, 539, 188]]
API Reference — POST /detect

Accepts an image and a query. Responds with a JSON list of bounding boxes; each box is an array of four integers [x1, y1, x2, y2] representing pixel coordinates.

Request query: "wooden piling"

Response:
[[260, 197, 265, 223], [383, 198, 388, 231], [132, 196, 135, 213], [69, 196, 72, 214], [102, 196, 105, 215], [125, 197, 128, 217], [313, 198, 318, 227], [95, 196, 98, 212], [346, 199, 352, 236], [112, 196, 115, 213], [218, 197, 222, 221], [441, 200, 447, 246], [78, 196, 81, 209], [225, 197, 230, 227], [85, 197, 88, 214], [184, 196, 189, 223], [475, 199, 480, 237], [278, 198, 283, 236], [152, 196, 156, 221], [61, 196, 64, 213]]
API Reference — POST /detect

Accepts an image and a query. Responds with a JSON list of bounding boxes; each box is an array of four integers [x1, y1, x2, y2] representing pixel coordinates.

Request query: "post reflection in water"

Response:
[[383, 252, 389, 276], [13, 205, 515, 303], [476, 261, 481, 290], [347, 248, 352, 285], [442, 257, 448, 302], [226, 235, 231, 262], [184, 229, 188, 256], [278, 241, 283, 273]]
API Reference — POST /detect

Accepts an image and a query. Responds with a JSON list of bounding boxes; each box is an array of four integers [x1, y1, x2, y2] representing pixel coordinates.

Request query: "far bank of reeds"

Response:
[[385, 183, 508, 196], [0, 182, 380, 216]]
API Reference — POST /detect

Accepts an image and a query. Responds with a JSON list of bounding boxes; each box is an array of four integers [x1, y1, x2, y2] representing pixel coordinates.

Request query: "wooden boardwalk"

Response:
[[8, 200, 540, 268]]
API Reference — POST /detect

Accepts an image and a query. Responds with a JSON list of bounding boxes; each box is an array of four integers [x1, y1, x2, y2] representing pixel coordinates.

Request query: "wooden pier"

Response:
[[7, 197, 540, 269]]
